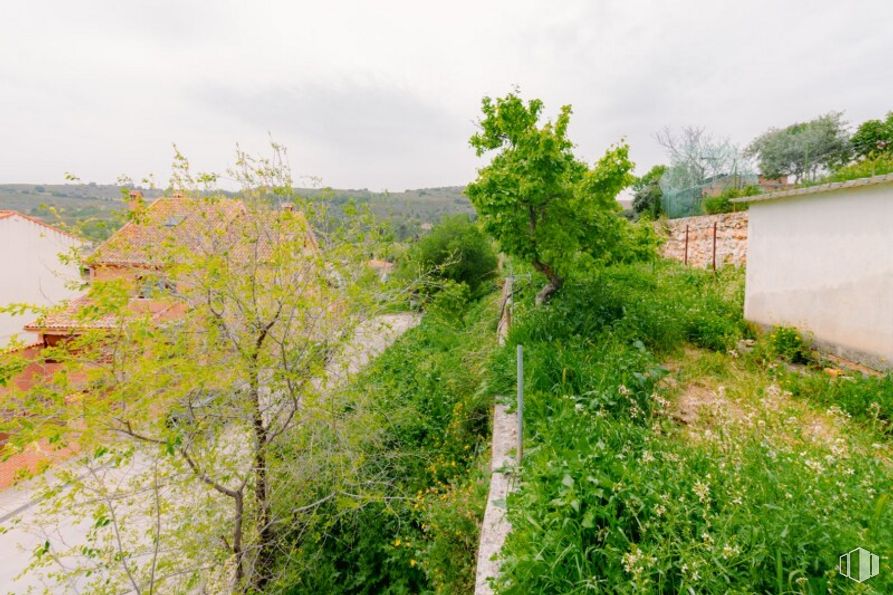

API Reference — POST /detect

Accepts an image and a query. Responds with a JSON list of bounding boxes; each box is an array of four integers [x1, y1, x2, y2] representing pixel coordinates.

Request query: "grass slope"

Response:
[[490, 261, 893, 593]]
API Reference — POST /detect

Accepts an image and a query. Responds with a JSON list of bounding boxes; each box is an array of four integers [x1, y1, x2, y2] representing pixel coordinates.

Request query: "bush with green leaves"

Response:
[[823, 155, 893, 183], [400, 214, 497, 299], [851, 111, 893, 160], [701, 185, 759, 215], [271, 292, 499, 593]]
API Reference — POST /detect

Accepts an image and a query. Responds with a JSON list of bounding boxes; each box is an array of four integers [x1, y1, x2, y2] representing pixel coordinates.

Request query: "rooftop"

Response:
[[24, 294, 187, 334], [89, 196, 248, 267], [730, 173, 893, 205]]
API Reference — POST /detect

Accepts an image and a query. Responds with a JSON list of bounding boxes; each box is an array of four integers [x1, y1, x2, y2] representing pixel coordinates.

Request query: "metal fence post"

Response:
[[516, 344, 524, 464]]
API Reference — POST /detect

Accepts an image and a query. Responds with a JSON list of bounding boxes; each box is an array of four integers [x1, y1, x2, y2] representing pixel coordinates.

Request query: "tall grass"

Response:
[[272, 295, 498, 593], [491, 261, 893, 593]]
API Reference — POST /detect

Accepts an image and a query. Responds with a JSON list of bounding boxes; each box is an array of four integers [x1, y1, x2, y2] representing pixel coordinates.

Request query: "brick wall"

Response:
[[658, 212, 748, 268]]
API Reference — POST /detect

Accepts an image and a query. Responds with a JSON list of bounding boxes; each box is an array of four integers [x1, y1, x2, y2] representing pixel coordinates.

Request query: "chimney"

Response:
[[128, 190, 144, 211]]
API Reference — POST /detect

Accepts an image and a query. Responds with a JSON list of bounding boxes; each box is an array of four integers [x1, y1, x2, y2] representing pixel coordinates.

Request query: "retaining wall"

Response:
[[658, 212, 748, 268]]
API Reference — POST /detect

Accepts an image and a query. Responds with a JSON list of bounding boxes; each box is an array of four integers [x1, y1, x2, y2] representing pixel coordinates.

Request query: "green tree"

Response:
[[631, 164, 668, 219], [851, 112, 893, 160], [746, 112, 851, 183], [1, 146, 395, 593], [466, 91, 634, 303], [401, 214, 497, 298]]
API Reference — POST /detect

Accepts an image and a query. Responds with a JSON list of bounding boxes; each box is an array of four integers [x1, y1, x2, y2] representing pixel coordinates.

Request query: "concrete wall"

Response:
[[0, 214, 85, 346], [745, 183, 893, 369], [659, 211, 748, 268]]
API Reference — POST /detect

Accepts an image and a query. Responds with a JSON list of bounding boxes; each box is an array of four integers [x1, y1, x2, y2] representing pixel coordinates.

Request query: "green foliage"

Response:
[[822, 155, 893, 183], [746, 112, 851, 183], [271, 294, 499, 593], [488, 261, 893, 593], [851, 111, 893, 160], [762, 326, 811, 364], [467, 91, 635, 301], [631, 165, 667, 219], [400, 214, 497, 298], [701, 185, 759, 215], [783, 372, 893, 437]]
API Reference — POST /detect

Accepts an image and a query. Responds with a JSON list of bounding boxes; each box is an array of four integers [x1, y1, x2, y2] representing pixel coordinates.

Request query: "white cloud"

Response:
[[1, 0, 891, 189]]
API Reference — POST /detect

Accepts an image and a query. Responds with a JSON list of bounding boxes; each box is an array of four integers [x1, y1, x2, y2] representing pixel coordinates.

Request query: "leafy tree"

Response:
[[746, 112, 851, 183], [401, 214, 497, 298], [851, 112, 893, 160], [0, 146, 396, 593], [466, 91, 634, 304], [631, 164, 668, 219]]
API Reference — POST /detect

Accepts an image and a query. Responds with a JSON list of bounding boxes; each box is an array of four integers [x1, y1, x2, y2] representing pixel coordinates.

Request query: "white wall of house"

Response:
[[0, 213, 85, 346], [745, 181, 893, 368]]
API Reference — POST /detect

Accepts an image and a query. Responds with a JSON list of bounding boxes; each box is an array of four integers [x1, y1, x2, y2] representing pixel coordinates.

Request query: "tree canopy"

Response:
[[0, 146, 396, 593], [400, 213, 497, 298], [746, 112, 851, 182], [466, 91, 634, 303], [851, 111, 893, 160], [632, 164, 668, 219]]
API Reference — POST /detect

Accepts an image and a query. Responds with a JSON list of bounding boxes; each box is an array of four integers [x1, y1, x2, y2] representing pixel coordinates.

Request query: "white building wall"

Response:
[[744, 183, 893, 368], [0, 214, 85, 346]]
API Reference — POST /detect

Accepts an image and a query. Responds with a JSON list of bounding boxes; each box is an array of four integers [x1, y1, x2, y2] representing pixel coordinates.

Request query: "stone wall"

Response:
[[658, 211, 748, 268]]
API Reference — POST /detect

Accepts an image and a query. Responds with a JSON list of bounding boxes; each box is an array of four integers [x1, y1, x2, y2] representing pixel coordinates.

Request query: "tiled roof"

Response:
[[24, 294, 187, 333], [730, 173, 893, 204], [89, 196, 248, 266], [0, 210, 85, 242]]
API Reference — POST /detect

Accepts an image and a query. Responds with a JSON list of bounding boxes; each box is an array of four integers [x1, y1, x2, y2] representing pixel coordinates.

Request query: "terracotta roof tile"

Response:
[[24, 294, 187, 333], [89, 196, 248, 266]]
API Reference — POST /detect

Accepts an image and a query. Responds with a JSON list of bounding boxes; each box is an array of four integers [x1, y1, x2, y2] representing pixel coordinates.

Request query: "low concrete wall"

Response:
[[745, 182, 893, 369], [474, 278, 518, 594], [659, 212, 748, 268]]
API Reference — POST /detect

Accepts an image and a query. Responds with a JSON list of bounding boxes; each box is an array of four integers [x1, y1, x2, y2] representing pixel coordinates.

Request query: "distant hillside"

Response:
[[296, 186, 473, 239], [0, 183, 157, 241], [0, 184, 473, 242]]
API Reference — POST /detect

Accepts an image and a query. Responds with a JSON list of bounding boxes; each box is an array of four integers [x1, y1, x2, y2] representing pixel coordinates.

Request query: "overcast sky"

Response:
[[2, 0, 892, 191]]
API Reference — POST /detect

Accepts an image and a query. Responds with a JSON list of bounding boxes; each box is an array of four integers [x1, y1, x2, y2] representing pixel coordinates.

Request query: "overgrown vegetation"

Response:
[[398, 214, 498, 299], [631, 165, 667, 220], [701, 185, 759, 215], [487, 261, 893, 593], [270, 292, 499, 593]]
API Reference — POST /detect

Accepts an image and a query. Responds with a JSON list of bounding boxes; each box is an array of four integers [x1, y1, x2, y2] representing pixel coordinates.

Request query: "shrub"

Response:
[[271, 291, 499, 593], [750, 326, 812, 365], [824, 155, 893, 183], [401, 214, 497, 298], [701, 185, 759, 215]]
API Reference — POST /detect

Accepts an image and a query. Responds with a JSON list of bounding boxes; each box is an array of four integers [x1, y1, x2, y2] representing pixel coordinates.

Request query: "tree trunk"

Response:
[[249, 370, 275, 591], [532, 260, 562, 305]]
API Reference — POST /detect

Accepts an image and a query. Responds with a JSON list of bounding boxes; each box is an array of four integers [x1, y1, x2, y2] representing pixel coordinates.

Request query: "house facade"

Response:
[[0, 211, 85, 347]]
